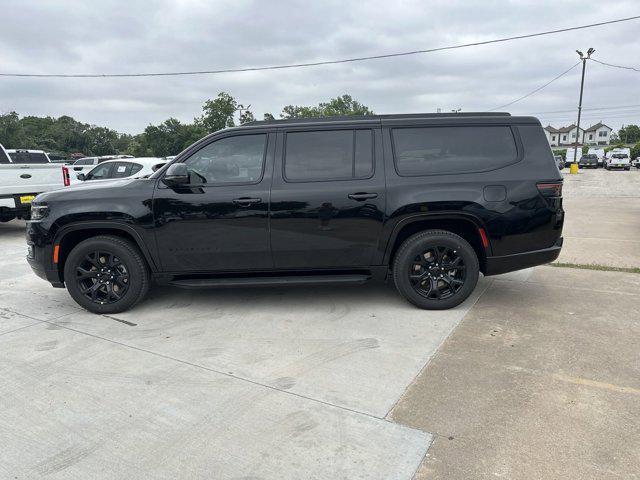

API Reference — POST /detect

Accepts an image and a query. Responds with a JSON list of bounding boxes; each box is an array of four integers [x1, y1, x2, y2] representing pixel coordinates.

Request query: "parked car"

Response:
[[554, 155, 565, 170], [26, 112, 564, 314], [0, 146, 69, 222], [69, 155, 135, 179], [633, 157, 640, 169], [76, 158, 167, 183], [587, 148, 605, 167], [578, 154, 598, 168], [605, 150, 631, 170]]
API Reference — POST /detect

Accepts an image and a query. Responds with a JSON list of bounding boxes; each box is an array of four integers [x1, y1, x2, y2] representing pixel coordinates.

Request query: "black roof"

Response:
[[244, 112, 511, 127]]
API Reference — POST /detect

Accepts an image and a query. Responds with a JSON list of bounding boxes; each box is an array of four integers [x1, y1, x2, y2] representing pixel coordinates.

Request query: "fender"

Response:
[[381, 212, 490, 264], [53, 221, 160, 272]]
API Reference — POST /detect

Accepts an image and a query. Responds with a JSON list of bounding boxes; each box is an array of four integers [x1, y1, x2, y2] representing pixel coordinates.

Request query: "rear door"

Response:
[[270, 126, 386, 269]]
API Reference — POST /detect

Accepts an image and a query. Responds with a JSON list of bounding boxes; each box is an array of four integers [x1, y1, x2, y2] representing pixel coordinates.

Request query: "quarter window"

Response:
[[284, 129, 374, 181], [392, 126, 518, 176], [184, 134, 266, 185]]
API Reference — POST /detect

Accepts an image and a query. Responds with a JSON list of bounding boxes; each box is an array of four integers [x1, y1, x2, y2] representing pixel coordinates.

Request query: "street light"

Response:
[[571, 48, 595, 173]]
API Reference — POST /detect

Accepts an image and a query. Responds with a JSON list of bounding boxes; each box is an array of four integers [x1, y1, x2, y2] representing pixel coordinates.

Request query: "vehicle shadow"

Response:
[[0, 219, 26, 236]]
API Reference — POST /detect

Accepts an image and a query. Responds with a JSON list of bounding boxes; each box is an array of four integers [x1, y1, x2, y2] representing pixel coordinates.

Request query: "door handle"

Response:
[[233, 197, 262, 206], [348, 192, 378, 201]]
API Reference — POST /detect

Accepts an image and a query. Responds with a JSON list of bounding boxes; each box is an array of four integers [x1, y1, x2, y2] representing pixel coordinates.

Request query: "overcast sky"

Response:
[[0, 0, 639, 134]]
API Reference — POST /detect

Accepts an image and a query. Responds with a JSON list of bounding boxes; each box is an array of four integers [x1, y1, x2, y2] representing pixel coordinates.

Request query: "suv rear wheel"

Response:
[[393, 230, 479, 310], [64, 235, 150, 314]]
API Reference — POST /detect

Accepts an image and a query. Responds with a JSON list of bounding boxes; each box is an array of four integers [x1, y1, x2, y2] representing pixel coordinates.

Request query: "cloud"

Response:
[[0, 0, 638, 133]]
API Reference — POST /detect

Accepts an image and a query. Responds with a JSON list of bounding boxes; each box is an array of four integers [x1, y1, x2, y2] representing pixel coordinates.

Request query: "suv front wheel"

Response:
[[64, 235, 150, 314], [393, 230, 479, 310]]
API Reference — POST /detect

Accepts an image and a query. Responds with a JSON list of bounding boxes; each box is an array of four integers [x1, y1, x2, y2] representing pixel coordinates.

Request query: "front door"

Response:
[[270, 127, 385, 269], [153, 131, 273, 273]]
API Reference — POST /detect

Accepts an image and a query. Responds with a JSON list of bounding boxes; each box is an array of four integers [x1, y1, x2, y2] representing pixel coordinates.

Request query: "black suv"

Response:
[[26, 113, 564, 314]]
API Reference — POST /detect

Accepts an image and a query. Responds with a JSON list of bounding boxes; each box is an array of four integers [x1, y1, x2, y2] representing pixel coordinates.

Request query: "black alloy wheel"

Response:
[[64, 235, 149, 314], [76, 250, 130, 305], [393, 230, 479, 310], [409, 246, 466, 300]]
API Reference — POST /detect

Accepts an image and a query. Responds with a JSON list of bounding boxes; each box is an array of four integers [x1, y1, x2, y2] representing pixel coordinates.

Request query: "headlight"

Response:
[[30, 204, 49, 221]]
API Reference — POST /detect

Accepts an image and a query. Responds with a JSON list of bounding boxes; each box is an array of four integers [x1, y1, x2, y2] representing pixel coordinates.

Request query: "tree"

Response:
[[618, 125, 640, 144], [135, 118, 207, 157], [0, 112, 26, 148], [263, 113, 275, 121], [239, 110, 255, 124], [631, 142, 640, 160], [197, 92, 238, 133], [280, 94, 374, 119]]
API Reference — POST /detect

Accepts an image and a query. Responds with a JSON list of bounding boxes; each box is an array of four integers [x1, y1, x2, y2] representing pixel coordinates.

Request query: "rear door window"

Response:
[[284, 129, 374, 182], [392, 126, 518, 176]]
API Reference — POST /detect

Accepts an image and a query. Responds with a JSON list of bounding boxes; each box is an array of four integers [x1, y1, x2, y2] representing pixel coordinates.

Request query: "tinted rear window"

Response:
[[0, 149, 10, 164], [392, 126, 518, 176], [8, 151, 48, 164], [284, 129, 374, 182]]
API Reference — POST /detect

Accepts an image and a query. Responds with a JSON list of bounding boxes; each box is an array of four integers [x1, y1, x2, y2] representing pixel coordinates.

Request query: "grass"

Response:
[[550, 262, 640, 275]]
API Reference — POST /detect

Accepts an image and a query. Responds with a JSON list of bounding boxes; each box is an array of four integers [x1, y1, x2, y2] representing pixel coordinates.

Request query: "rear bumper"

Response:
[[484, 237, 563, 276]]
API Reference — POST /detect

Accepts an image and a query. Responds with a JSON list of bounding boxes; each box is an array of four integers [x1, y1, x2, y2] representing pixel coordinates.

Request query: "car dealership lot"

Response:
[[1, 168, 639, 479]]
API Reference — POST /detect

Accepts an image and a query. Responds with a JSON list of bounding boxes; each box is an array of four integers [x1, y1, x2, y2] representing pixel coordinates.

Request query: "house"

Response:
[[544, 122, 613, 147], [543, 126, 560, 147], [544, 124, 585, 146], [583, 122, 612, 145]]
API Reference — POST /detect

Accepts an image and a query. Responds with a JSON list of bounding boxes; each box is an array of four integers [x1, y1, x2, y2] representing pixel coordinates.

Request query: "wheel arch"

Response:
[[384, 214, 489, 274], [54, 222, 158, 282]]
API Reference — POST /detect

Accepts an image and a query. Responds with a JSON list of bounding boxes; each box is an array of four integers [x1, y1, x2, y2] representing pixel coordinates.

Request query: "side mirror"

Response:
[[77, 173, 86, 181], [162, 163, 189, 187]]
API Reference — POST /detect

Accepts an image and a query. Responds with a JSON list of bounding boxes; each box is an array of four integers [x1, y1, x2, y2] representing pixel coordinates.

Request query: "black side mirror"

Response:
[[162, 163, 189, 187], [77, 173, 86, 181]]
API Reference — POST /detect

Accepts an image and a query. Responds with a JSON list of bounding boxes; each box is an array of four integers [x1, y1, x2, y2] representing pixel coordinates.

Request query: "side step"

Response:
[[169, 274, 371, 289]]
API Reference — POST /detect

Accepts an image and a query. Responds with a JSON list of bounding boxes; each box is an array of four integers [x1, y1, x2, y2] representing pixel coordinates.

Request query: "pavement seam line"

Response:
[[1, 306, 430, 427], [383, 278, 495, 421], [492, 277, 640, 296], [0, 321, 42, 337]]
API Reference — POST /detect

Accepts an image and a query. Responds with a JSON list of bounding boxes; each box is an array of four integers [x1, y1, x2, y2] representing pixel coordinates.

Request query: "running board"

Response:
[[169, 274, 371, 289]]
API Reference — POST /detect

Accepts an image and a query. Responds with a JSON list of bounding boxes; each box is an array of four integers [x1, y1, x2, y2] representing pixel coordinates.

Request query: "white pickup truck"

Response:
[[604, 148, 631, 171], [0, 146, 69, 222]]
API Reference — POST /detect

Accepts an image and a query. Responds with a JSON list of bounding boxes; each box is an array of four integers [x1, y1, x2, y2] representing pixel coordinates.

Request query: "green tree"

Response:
[[263, 113, 275, 121], [631, 142, 640, 160], [0, 112, 26, 148], [197, 92, 238, 132], [239, 110, 255, 124], [135, 118, 207, 157], [280, 94, 374, 119], [618, 125, 640, 144]]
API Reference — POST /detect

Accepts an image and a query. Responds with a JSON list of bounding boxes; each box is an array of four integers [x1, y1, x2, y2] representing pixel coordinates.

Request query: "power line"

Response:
[[1, 15, 639, 78], [488, 62, 581, 111], [528, 103, 640, 115], [591, 58, 640, 73]]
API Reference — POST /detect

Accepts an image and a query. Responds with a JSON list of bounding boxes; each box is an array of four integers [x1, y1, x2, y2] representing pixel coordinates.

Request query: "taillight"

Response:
[[536, 182, 563, 197], [62, 166, 70, 187]]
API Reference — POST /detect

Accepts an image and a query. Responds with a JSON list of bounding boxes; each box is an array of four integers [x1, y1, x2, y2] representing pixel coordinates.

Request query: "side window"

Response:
[[183, 134, 266, 185], [74, 158, 94, 166], [392, 126, 518, 176], [111, 162, 136, 178], [9, 152, 30, 163], [284, 129, 373, 182], [86, 163, 113, 180]]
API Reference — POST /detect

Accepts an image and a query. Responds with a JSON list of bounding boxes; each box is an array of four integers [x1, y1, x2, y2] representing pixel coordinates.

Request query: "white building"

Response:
[[583, 122, 612, 145], [543, 122, 612, 147]]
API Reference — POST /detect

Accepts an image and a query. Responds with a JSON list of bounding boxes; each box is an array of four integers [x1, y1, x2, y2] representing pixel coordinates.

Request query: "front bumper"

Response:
[[484, 237, 563, 276], [26, 222, 64, 287]]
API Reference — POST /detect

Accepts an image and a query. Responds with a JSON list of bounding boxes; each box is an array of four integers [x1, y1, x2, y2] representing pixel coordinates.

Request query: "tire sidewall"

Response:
[[394, 232, 479, 310], [64, 238, 146, 314]]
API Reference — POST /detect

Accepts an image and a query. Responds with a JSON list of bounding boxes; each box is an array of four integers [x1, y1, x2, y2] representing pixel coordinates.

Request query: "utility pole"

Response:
[[572, 48, 595, 172]]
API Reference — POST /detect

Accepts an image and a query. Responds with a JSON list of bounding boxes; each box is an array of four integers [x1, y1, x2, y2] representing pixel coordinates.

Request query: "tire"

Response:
[[393, 230, 480, 310], [64, 235, 150, 314]]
